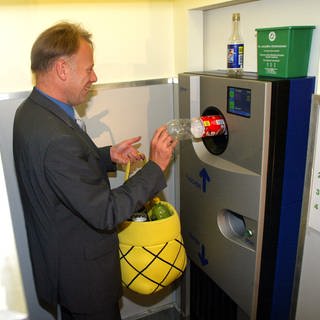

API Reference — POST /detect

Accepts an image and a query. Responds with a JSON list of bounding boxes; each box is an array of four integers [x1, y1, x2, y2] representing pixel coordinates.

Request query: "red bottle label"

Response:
[[201, 115, 226, 137]]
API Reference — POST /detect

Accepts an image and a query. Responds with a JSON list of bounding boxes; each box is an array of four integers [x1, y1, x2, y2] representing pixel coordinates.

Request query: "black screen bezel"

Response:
[[227, 86, 251, 118]]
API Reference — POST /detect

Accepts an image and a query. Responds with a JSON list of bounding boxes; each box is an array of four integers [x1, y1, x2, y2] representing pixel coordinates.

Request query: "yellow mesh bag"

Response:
[[118, 161, 187, 295]]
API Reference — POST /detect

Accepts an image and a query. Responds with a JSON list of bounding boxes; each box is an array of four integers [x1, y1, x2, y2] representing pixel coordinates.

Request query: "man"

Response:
[[13, 22, 176, 320]]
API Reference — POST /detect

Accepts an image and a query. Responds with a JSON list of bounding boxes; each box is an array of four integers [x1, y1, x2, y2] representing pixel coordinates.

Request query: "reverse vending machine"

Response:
[[178, 71, 315, 319]]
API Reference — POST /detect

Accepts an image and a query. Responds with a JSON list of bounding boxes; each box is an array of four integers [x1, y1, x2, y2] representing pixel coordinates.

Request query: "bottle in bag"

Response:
[[147, 197, 172, 221], [166, 115, 226, 141], [131, 212, 148, 222], [227, 13, 244, 74]]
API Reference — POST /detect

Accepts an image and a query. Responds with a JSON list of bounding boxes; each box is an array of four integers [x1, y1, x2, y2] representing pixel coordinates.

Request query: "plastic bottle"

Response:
[[166, 115, 226, 141], [227, 13, 244, 74], [148, 198, 172, 221], [131, 213, 148, 222]]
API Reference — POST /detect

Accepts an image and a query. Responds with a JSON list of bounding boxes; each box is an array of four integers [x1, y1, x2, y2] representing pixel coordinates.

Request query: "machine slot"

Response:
[[217, 209, 256, 251], [202, 106, 228, 155]]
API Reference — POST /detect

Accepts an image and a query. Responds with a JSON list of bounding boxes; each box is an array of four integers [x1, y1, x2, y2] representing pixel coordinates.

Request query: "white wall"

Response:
[[3, 0, 320, 93], [173, 0, 251, 75], [0, 0, 254, 94], [0, 1, 174, 92], [203, 0, 320, 92]]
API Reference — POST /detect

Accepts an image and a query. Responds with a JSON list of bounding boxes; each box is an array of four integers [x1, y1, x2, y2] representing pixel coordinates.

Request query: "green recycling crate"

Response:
[[256, 26, 315, 78]]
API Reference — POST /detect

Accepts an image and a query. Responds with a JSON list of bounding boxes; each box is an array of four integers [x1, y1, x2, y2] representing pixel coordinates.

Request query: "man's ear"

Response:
[[55, 58, 69, 81]]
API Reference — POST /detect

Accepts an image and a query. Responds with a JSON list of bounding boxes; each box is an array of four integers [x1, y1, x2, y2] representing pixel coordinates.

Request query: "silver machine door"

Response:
[[178, 72, 272, 318]]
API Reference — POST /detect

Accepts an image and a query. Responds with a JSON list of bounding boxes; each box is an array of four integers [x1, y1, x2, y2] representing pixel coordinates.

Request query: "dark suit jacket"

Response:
[[13, 88, 166, 313]]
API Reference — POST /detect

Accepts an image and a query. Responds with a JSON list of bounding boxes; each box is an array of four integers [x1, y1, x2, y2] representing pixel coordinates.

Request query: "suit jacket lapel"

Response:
[[29, 88, 101, 159]]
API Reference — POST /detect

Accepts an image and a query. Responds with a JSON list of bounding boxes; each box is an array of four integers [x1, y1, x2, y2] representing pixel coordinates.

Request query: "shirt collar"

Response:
[[35, 87, 75, 120]]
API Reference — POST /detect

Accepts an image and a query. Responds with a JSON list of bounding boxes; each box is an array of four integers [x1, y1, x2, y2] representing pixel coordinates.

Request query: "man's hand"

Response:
[[149, 125, 177, 171], [110, 137, 145, 165]]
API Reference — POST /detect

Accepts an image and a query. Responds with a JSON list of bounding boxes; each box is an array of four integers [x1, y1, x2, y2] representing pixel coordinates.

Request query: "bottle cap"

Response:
[[131, 213, 148, 222], [232, 13, 240, 21]]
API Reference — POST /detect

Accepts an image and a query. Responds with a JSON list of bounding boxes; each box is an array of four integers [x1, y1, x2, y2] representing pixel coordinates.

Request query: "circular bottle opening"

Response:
[[201, 106, 228, 155]]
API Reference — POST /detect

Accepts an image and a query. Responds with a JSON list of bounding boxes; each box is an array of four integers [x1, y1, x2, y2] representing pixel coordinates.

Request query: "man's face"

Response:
[[65, 39, 97, 106]]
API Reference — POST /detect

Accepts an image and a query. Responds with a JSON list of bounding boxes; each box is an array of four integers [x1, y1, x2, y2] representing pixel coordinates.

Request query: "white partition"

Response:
[[0, 91, 57, 320], [0, 152, 28, 319], [294, 95, 320, 320], [0, 80, 179, 320], [80, 81, 179, 319]]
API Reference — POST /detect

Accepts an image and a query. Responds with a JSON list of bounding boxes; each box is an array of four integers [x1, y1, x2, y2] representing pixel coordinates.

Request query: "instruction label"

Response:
[[186, 167, 211, 193], [257, 43, 286, 75]]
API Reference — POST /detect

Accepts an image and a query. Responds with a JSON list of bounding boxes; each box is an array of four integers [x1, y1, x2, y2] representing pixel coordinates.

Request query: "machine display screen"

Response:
[[227, 87, 251, 118]]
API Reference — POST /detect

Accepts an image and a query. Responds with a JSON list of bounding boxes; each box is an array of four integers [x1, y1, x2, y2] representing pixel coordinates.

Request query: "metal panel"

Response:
[[179, 73, 271, 316]]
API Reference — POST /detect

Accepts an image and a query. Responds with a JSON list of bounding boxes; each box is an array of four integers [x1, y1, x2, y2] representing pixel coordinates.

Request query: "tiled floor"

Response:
[[138, 307, 183, 320]]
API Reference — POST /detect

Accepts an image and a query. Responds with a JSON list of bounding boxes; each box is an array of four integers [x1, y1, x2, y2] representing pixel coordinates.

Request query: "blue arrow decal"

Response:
[[198, 244, 208, 266], [199, 168, 210, 193]]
